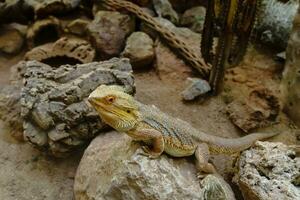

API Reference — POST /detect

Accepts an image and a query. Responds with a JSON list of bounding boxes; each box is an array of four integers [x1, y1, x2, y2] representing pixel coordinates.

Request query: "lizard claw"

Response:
[[196, 172, 207, 180], [137, 146, 160, 159]]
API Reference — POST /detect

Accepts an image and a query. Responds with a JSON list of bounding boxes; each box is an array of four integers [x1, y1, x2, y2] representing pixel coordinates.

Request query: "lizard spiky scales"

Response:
[[88, 85, 278, 174]]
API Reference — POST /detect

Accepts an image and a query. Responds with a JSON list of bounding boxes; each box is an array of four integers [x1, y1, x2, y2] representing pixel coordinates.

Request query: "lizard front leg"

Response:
[[131, 128, 164, 159], [195, 143, 217, 176]]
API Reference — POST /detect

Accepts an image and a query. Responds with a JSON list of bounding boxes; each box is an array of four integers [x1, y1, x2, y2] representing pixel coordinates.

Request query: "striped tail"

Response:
[[202, 132, 279, 154]]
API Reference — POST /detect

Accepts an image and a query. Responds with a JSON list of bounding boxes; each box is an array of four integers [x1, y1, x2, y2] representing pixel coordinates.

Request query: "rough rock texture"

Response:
[[150, 18, 201, 80], [226, 88, 280, 132], [87, 11, 135, 60], [256, 0, 298, 50], [180, 6, 206, 33], [20, 58, 134, 157], [181, 78, 211, 101], [122, 32, 154, 69], [153, 0, 179, 24], [27, 16, 61, 48], [26, 0, 81, 17], [0, 58, 135, 157], [25, 37, 95, 66], [234, 141, 300, 200], [281, 4, 300, 127], [0, 24, 24, 54], [66, 18, 90, 36], [201, 174, 236, 200], [74, 131, 236, 200]]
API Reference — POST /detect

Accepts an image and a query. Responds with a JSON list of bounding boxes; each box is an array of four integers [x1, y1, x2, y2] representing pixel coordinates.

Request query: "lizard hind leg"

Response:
[[195, 143, 217, 177]]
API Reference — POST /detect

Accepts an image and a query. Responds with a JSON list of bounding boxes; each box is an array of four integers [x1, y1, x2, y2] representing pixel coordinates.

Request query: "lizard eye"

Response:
[[106, 96, 115, 103], [126, 110, 131, 113]]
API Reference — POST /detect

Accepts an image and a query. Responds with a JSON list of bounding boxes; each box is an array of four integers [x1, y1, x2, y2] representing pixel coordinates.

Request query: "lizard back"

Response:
[[136, 102, 278, 155]]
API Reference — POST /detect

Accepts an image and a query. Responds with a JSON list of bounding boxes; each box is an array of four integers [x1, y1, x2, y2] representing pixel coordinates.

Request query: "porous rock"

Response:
[[87, 11, 135, 59], [256, 0, 298, 50], [180, 6, 206, 33], [0, 24, 24, 54], [74, 131, 237, 200], [226, 88, 280, 132], [281, 4, 300, 127], [25, 37, 95, 66], [153, 0, 179, 24], [27, 16, 61, 48], [121, 32, 154, 69], [234, 141, 300, 200], [0, 58, 135, 157], [181, 78, 211, 101]]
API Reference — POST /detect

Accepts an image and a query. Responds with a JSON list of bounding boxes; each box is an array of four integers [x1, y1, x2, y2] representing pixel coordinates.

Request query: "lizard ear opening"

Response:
[[105, 95, 116, 104]]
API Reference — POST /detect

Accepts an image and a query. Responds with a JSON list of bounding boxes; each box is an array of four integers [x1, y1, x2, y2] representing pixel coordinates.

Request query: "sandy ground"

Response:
[[0, 46, 298, 199]]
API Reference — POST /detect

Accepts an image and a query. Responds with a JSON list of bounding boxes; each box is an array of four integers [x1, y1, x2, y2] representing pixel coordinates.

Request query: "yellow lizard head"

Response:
[[88, 85, 140, 132]]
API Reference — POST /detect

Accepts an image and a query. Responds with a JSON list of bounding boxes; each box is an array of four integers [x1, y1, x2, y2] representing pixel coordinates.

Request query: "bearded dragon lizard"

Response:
[[88, 85, 278, 174]]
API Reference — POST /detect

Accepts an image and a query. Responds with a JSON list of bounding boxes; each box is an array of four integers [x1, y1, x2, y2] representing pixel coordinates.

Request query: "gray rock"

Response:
[[74, 131, 236, 200], [21, 59, 134, 157], [256, 0, 298, 50], [0, 58, 135, 157], [122, 32, 154, 69], [87, 11, 135, 60], [25, 37, 95, 66], [0, 24, 24, 54], [281, 5, 300, 127], [153, 0, 179, 24], [180, 6, 206, 33], [181, 78, 211, 101], [234, 141, 300, 200]]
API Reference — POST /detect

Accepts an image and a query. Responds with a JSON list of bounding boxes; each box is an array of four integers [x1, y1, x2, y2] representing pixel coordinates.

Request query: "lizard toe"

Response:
[[138, 146, 161, 159]]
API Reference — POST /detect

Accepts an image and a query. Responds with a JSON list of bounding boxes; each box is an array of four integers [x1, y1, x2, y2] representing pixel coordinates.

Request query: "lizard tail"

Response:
[[200, 132, 279, 154]]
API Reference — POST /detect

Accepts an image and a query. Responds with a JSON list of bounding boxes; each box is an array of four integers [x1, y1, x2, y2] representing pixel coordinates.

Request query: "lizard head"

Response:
[[88, 85, 140, 132]]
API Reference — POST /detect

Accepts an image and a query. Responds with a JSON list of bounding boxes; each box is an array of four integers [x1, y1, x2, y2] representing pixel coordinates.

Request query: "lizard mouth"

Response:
[[88, 97, 121, 118], [88, 98, 107, 112]]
